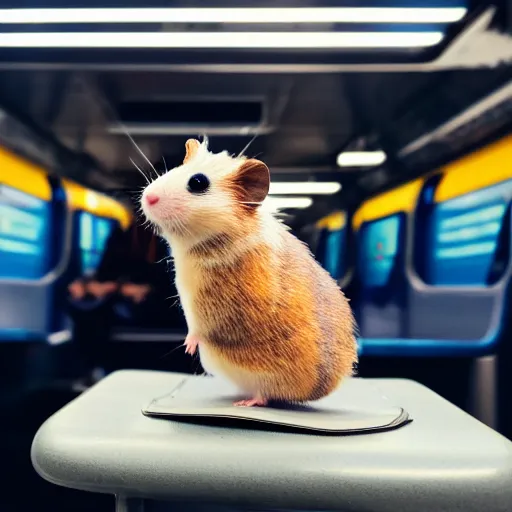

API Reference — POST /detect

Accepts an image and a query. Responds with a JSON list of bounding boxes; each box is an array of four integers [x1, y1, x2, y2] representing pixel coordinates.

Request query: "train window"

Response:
[[324, 229, 345, 280], [358, 214, 401, 287], [0, 184, 51, 279], [79, 212, 115, 276], [426, 179, 512, 286]]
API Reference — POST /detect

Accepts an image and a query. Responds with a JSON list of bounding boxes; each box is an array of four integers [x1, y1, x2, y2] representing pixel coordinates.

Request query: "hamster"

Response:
[[141, 138, 357, 407]]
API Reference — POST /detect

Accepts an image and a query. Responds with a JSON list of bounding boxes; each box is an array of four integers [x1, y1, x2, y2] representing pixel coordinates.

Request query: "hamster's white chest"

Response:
[[173, 253, 202, 333]]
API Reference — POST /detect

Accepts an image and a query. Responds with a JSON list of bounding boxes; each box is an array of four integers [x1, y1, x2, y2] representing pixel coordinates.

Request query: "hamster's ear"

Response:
[[235, 159, 270, 204], [183, 139, 200, 164]]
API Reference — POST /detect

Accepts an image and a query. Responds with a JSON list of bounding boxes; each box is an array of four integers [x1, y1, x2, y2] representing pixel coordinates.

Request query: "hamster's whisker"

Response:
[[135, 211, 152, 226], [129, 157, 150, 185], [75, 78, 159, 180], [159, 343, 186, 360], [124, 129, 160, 179], [237, 133, 259, 158], [162, 156, 168, 173]]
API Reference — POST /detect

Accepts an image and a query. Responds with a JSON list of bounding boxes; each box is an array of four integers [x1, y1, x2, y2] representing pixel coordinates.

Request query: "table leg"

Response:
[[469, 354, 498, 430], [116, 496, 144, 512]]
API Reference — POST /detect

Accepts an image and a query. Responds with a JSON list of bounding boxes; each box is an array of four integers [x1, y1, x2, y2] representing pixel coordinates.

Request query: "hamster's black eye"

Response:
[[187, 173, 210, 194]]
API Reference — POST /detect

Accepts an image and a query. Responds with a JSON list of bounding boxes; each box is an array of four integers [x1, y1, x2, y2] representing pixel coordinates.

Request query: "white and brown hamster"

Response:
[[141, 139, 357, 407]]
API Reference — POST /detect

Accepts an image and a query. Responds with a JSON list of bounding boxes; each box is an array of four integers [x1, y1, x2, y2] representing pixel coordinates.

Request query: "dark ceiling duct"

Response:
[[107, 97, 269, 136], [116, 99, 263, 125]]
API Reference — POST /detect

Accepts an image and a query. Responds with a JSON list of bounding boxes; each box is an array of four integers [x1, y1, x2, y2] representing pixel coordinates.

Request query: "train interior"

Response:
[[0, 1, 512, 511]]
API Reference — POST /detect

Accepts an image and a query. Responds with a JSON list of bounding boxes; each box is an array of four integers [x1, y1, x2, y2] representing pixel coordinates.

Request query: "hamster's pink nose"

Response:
[[146, 194, 160, 206]]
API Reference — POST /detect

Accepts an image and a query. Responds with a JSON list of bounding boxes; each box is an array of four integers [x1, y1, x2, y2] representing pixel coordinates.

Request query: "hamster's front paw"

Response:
[[184, 334, 201, 355]]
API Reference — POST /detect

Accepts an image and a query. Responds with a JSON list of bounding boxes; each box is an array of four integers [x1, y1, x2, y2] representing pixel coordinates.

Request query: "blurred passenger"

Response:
[[67, 220, 177, 388]]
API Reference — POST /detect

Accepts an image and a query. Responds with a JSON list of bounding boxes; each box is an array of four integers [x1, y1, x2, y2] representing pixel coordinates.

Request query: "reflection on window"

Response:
[[437, 222, 501, 243], [440, 204, 505, 230], [427, 179, 511, 286], [359, 214, 401, 287], [79, 212, 114, 275], [0, 184, 50, 279], [437, 242, 496, 259]]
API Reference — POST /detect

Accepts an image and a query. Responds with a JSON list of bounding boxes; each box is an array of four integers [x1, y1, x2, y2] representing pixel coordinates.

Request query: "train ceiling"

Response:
[[0, 0, 510, 226]]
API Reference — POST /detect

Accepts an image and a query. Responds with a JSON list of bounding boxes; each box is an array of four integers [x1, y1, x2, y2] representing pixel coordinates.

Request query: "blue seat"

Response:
[[0, 155, 73, 402], [314, 227, 328, 267], [0, 163, 67, 343], [355, 170, 511, 359], [76, 210, 117, 278], [403, 176, 512, 357], [352, 134, 512, 430], [354, 213, 408, 341], [350, 180, 423, 350], [314, 212, 348, 282], [324, 228, 345, 281]]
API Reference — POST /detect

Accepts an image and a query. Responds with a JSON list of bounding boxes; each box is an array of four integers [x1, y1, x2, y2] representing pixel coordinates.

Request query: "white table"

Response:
[[31, 370, 512, 512]]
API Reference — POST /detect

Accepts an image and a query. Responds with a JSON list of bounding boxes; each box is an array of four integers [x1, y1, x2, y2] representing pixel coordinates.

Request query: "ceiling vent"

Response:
[[108, 98, 269, 136]]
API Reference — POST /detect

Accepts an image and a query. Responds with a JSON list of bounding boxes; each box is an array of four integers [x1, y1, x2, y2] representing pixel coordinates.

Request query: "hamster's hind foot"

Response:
[[184, 334, 200, 355], [233, 397, 268, 408]]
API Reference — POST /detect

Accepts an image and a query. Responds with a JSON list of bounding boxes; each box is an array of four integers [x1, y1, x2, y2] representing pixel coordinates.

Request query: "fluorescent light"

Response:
[[262, 197, 313, 212], [108, 124, 271, 136], [0, 8, 467, 24], [269, 182, 341, 195], [337, 151, 387, 167], [0, 32, 444, 49]]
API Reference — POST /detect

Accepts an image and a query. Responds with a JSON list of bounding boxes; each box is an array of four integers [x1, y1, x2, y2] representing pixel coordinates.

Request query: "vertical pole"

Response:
[[469, 355, 498, 430], [116, 496, 144, 512]]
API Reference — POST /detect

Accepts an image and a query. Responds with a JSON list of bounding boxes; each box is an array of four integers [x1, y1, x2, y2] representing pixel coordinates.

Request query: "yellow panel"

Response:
[[0, 146, 51, 201], [63, 179, 132, 229], [327, 211, 346, 230], [316, 211, 346, 230], [435, 135, 512, 203], [62, 179, 89, 211], [352, 178, 424, 231], [316, 217, 328, 229]]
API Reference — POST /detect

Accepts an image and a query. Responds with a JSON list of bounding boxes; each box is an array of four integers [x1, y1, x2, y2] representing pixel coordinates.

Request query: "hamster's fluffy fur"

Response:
[[142, 139, 357, 403]]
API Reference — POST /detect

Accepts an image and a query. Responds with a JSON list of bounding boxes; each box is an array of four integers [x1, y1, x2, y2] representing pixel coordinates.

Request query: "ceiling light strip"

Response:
[[263, 196, 313, 211], [0, 32, 444, 49], [337, 151, 387, 167], [0, 7, 467, 25], [269, 182, 341, 195]]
